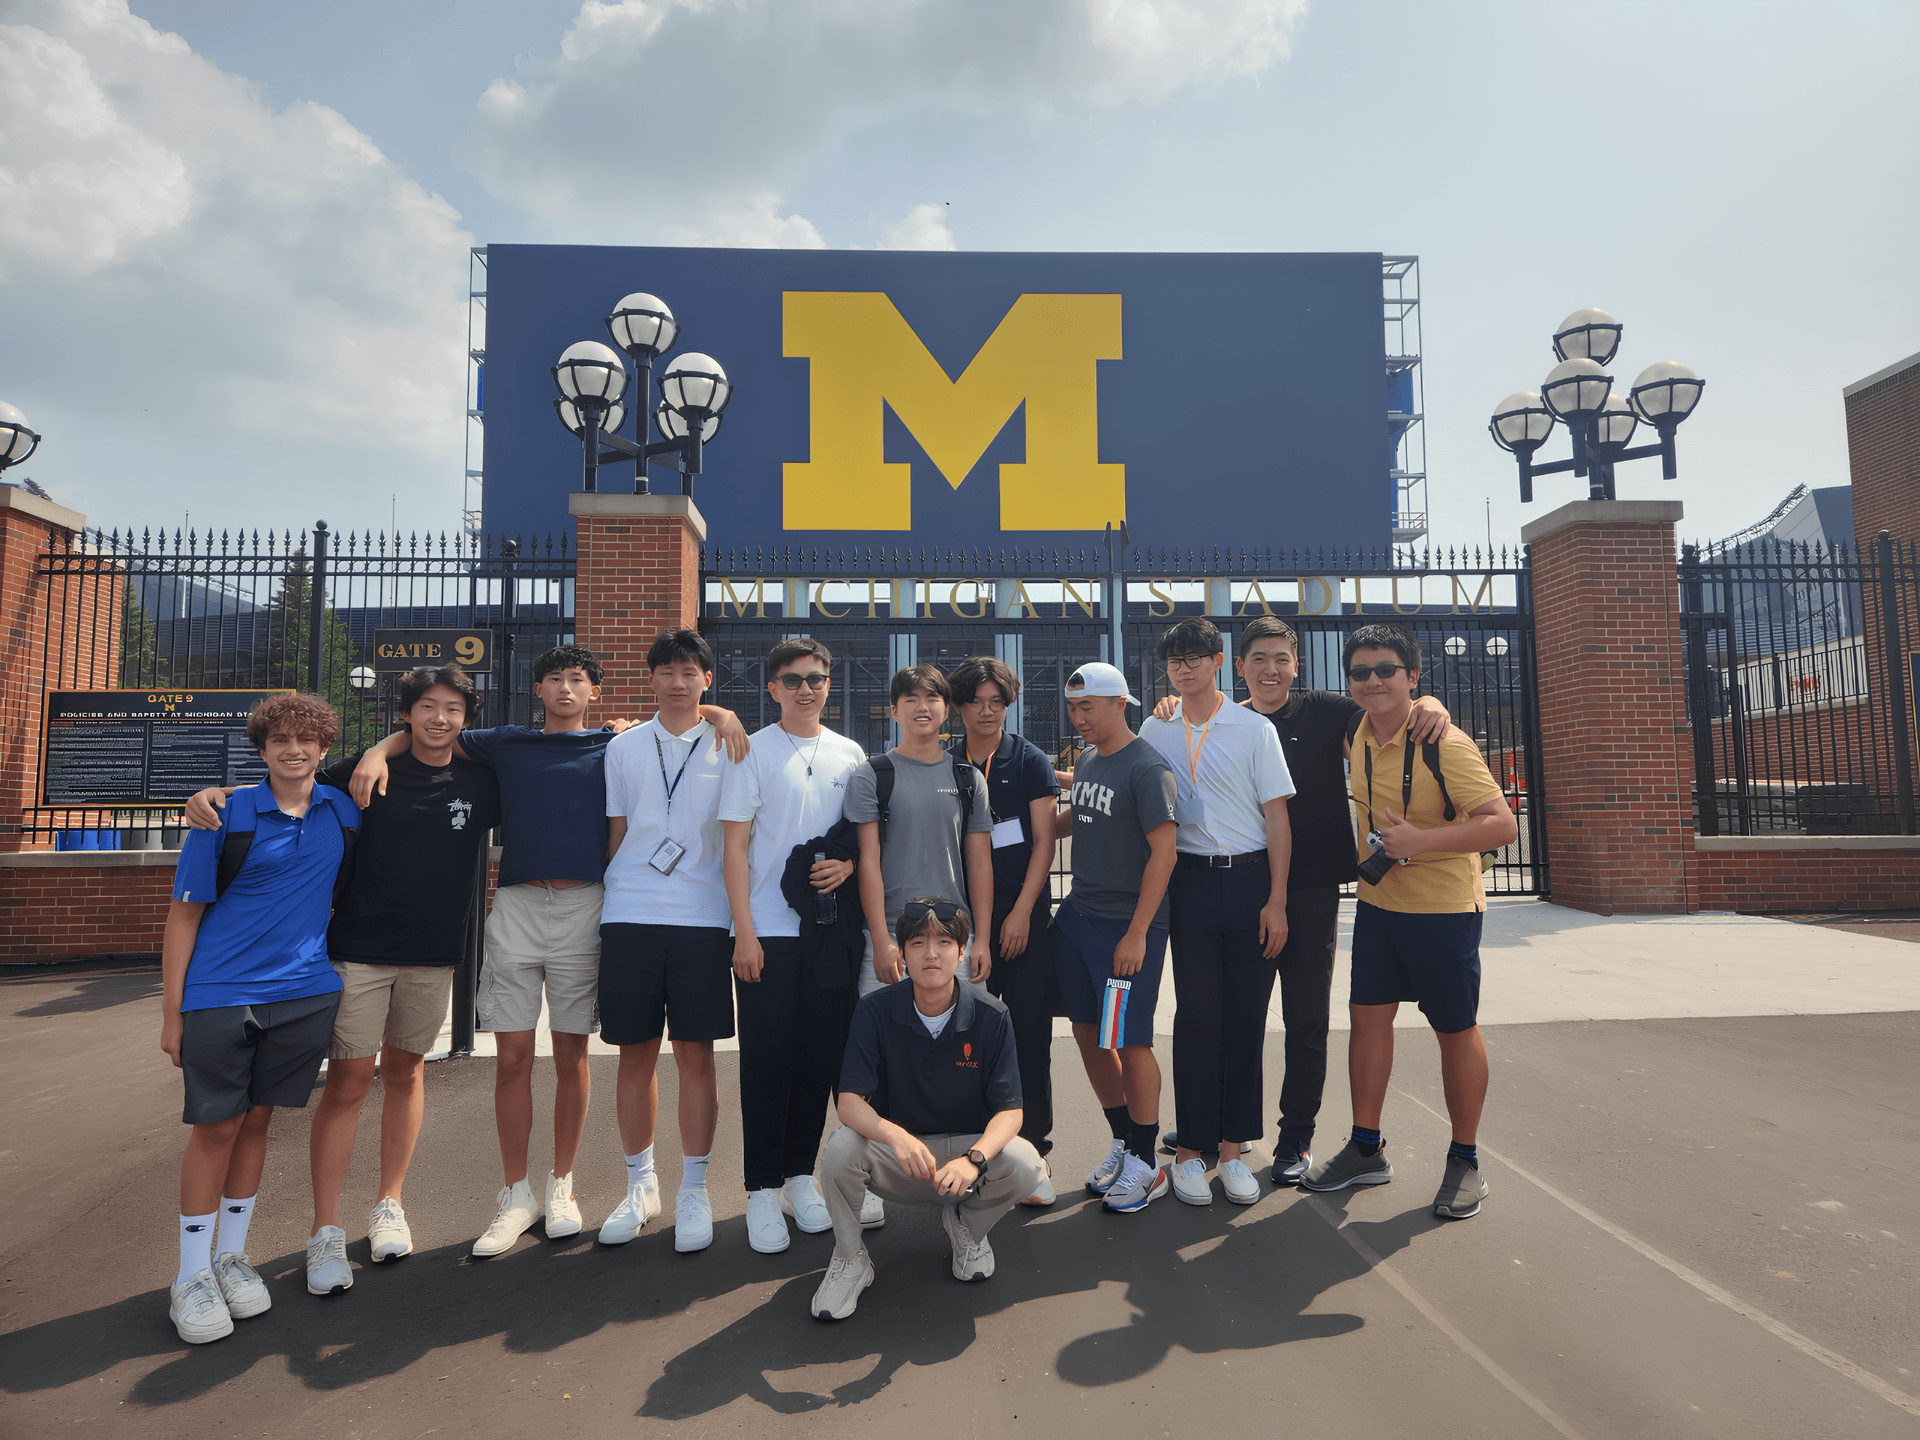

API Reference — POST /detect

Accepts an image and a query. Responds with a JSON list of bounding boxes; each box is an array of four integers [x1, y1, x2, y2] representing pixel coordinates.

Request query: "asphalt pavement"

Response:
[[2, 908, 1917, 1439]]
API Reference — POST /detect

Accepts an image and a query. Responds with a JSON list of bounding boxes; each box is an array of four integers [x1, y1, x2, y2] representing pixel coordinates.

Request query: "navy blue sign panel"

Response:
[[480, 246, 1387, 553]]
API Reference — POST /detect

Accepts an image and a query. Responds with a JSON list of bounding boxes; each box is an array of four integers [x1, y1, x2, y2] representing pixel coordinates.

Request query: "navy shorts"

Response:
[[1052, 896, 1168, 1048], [598, 923, 736, 1045], [179, 991, 341, 1125], [1348, 902, 1483, 1034]]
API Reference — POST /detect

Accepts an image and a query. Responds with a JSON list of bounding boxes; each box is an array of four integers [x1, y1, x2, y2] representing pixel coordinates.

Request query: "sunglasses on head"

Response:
[[1348, 662, 1409, 682], [775, 672, 829, 691], [902, 899, 964, 924]]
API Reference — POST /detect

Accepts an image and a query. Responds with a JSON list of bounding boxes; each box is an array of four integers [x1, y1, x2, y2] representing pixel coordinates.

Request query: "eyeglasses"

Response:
[[1164, 654, 1218, 671], [775, 672, 829, 691], [902, 899, 965, 923], [964, 696, 1007, 712], [1347, 662, 1409, 682]]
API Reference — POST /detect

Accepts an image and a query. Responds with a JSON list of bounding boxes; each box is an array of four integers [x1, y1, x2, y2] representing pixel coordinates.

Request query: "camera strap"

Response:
[[1361, 734, 1417, 837]]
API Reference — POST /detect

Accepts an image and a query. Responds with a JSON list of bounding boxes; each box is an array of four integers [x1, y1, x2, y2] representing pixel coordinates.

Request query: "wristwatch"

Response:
[[966, 1148, 987, 1169]]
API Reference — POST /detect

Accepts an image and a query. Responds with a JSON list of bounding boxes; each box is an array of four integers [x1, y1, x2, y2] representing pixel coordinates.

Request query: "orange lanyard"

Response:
[[1183, 704, 1217, 786]]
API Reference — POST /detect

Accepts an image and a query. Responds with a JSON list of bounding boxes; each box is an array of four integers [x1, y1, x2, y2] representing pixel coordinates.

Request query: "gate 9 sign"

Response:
[[370, 629, 493, 673]]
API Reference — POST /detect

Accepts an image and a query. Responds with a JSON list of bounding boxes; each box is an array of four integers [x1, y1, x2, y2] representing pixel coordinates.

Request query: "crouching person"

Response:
[[812, 899, 1040, 1320]]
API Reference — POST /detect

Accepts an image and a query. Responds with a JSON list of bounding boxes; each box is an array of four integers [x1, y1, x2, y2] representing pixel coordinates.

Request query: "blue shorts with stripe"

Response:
[[1052, 895, 1167, 1048]]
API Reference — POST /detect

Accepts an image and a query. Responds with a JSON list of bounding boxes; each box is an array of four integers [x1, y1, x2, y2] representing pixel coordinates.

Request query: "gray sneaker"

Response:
[[1432, 1156, 1488, 1219], [1299, 1139, 1393, 1192], [811, 1251, 875, 1320], [941, 1205, 994, 1282]]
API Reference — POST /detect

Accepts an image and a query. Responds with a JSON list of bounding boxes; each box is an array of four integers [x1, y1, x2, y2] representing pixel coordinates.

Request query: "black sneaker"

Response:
[[1299, 1139, 1393, 1192], [1432, 1156, 1487, 1219], [1271, 1149, 1312, 1187], [1159, 1129, 1220, 1156]]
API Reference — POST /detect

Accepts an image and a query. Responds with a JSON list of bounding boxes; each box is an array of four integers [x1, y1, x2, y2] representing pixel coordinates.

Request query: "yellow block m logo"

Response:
[[783, 292, 1123, 531]]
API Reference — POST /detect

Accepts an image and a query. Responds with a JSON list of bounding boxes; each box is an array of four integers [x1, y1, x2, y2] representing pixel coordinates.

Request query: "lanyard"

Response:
[[1183, 703, 1218, 787], [655, 730, 697, 812], [964, 736, 1002, 823], [1360, 731, 1417, 835]]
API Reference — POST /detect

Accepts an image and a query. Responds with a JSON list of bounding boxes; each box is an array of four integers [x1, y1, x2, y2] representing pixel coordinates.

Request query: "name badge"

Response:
[[989, 817, 1025, 849], [1173, 791, 1206, 827], [648, 838, 686, 875]]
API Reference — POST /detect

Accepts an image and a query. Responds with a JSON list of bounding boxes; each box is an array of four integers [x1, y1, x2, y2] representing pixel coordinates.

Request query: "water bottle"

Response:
[[814, 851, 838, 925]]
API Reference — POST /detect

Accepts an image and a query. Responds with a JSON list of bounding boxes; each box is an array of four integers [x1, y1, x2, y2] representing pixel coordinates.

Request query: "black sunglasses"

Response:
[[1348, 662, 1409, 682], [902, 899, 965, 923], [775, 672, 830, 691]]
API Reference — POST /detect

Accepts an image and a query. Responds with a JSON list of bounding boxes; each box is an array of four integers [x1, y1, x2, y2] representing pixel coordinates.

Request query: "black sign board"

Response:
[[370, 628, 493, 673], [42, 690, 290, 807]]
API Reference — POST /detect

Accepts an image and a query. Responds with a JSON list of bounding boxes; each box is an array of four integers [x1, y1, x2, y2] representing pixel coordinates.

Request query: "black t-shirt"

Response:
[[839, 979, 1023, 1137], [948, 730, 1061, 907], [1257, 690, 1363, 889], [318, 749, 502, 965]]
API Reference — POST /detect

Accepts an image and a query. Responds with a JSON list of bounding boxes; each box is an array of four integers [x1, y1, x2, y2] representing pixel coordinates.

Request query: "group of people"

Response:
[[157, 613, 1516, 1343]]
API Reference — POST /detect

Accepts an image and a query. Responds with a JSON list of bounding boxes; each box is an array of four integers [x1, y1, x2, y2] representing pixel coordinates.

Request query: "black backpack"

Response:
[[870, 751, 976, 841], [212, 784, 361, 907]]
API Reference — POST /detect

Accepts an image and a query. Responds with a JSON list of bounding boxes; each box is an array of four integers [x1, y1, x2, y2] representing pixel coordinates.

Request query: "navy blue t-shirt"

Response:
[[839, 979, 1023, 1137], [172, 784, 353, 1011], [457, 726, 613, 887], [949, 730, 1060, 903]]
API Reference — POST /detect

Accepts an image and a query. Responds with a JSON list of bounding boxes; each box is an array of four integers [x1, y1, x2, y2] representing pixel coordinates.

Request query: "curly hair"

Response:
[[245, 692, 339, 750]]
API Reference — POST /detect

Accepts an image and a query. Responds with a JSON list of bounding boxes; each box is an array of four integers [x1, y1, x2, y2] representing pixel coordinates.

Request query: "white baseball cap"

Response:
[[1065, 661, 1139, 706]]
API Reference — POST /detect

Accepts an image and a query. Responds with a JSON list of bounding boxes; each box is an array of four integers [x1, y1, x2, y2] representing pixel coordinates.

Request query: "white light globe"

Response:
[[553, 341, 628, 402], [1628, 361, 1705, 422], [1552, 307, 1622, 364], [607, 293, 679, 356], [0, 400, 39, 463], [1594, 395, 1639, 447], [660, 352, 732, 416], [1540, 358, 1613, 421], [655, 401, 720, 443], [1490, 391, 1555, 448]]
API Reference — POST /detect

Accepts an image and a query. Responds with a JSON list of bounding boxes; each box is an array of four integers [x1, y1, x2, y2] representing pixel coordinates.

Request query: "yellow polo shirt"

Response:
[[1349, 713, 1506, 914]]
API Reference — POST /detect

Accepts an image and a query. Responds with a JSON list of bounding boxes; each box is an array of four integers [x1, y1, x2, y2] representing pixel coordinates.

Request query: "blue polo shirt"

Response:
[[949, 729, 1060, 903], [456, 725, 613, 887], [839, 979, 1023, 1137], [172, 784, 353, 1012]]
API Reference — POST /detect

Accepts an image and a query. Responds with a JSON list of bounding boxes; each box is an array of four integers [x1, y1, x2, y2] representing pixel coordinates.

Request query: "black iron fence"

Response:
[[701, 545, 1548, 895], [30, 523, 575, 846], [1680, 531, 1919, 836]]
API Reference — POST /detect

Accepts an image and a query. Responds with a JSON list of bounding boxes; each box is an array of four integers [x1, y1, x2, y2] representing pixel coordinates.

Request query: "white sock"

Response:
[[215, 1195, 255, 1258], [680, 1153, 711, 1192], [625, 1146, 655, 1188], [177, 1212, 216, 1285]]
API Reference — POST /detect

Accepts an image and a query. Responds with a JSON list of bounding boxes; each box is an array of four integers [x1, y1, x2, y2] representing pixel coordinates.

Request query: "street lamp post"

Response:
[[1489, 308, 1705, 502], [551, 293, 733, 504], [0, 402, 43, 478]]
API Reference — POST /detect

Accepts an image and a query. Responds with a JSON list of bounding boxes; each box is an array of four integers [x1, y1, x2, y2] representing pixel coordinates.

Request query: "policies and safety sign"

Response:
[[41, 690, 289, 806]]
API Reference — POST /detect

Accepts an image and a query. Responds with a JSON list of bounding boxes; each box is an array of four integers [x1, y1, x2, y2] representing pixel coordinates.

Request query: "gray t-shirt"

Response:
[[843, 751, 993, 930], [1066, 736, 1180, 926]]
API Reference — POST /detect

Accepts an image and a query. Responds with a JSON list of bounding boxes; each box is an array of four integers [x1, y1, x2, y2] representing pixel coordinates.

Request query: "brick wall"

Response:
[[1694, 841, 1920, 912], [0, 490, 90, 852], [0, 858, 175, 959], [1847, 357, 1920, 550], [568, 493, 704, 723], [1524, 500, 1698, 914]]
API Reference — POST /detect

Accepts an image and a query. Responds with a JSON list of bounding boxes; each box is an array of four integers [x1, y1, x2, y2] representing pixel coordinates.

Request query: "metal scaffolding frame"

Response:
[[463, 247, 488, 540], [1384, 255, 1429, 555]]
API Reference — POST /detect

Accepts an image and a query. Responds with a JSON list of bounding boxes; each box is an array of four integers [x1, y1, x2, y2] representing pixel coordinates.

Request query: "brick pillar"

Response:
[[567, 493, 705, 723], [0, 488, 89, 851], [1522, 499, 1696, 914]]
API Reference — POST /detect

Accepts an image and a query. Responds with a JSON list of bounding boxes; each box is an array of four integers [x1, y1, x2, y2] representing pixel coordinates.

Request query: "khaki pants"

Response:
[[820, 1124, 1042, 1261]]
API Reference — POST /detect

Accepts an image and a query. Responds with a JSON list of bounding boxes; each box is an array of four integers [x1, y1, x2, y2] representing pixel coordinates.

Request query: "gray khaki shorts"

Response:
[[478, 881, 603, 1034]]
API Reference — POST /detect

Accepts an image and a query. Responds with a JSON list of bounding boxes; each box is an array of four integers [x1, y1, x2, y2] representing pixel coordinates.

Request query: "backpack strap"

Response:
[[871, 751, 976, 839], [871, 754, 895, 835], [949, 752, 976, 826], [1350, 710, 1457, 822], [213, 787, 263, 899]]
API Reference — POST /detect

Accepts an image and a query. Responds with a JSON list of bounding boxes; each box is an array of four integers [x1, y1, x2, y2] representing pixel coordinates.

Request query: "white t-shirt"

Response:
[[918, 1000, 957, 1039], [1140, 698, 1296, 856], [602, 716, 730, 928], [717, 722, 866, 938]]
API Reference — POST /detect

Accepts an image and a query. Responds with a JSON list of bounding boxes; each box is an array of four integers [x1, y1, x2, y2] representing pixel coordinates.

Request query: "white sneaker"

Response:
[[168, 1268, 233, 1344], [545, 1172, 583, 1239], [781, 1175, 833, 1234], [368, 1196, 413, 1261], [1085, 1138, 1128, 1194], [1171, 1157, 1212, 1207], [305, 1226, 353, 1295], [746, 1188, 791, 1253], [811, 1250, 874, 1320], [1022, 1157, 1057, 1207], [212, 1252, 270, 1319], [472, 1179, 541, 1258], [1220, 1157, 1261, 1205], [674, 1187, 714, 1253], [860, 1191, 886, 1229], [1102, 1154, 1170, 1213], [599, 1178, 658, 1245], [941, 1205, 994, 1282]]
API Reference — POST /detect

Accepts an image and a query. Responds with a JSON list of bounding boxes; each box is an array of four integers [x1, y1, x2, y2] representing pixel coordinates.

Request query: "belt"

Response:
[[1176, 849, 1267, 869]]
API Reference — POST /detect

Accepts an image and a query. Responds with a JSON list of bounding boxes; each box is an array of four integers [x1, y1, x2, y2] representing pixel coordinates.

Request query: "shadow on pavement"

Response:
[[5, 968, 162, 1018], [0, 1186, 1446, 1418]]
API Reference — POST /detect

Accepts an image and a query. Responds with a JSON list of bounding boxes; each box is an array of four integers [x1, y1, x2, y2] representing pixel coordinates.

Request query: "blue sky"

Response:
[[2, 0, 1915, 550]]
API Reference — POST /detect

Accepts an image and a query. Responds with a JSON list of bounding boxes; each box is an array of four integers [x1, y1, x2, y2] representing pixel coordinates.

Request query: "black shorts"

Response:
[[179, 991, 341, 1125], [598, 923, 735, 1046], [1348, 901, 1483, 1033]]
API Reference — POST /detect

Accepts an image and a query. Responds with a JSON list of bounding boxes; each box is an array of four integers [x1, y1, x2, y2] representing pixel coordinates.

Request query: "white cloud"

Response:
[[879, 203, 957, 251], [0, 0, 472, 533], [461, 0, 1306, 243]]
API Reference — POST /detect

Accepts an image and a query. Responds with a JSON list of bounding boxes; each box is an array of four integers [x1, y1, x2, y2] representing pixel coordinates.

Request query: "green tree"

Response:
[[266, 547, 376, 750], [117, 584, 159, 689]]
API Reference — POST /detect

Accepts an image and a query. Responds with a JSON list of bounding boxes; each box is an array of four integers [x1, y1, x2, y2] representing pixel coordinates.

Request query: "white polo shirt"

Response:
[[716, 723, 866, 937], [603, 716, 730, 928], [1140, 697, 1296, 856]]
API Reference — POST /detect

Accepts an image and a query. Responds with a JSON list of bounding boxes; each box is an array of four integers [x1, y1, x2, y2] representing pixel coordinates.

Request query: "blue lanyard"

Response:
[[655, 730, 697, 811]]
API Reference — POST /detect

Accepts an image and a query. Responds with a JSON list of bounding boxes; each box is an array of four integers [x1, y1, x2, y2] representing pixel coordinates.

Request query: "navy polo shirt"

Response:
[[457, 725, 613, 887], [949, 730, 1060, 902], [172, 784, 352, 1012], [839, 979, 1023, 1137]]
